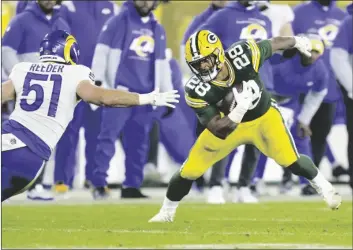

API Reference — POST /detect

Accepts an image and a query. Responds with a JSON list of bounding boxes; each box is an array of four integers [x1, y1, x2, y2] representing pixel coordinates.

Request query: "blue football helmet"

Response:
[[39, 30, 80, 65]]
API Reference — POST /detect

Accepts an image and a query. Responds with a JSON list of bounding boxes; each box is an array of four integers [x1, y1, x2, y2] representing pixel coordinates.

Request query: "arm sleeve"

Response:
[[330, 48, 353, 95], [91, 15, 125, 88], [1, 17, 23, 75], [297, 88, 327, 126], [185, 93, 218, 125], [77, 65, 95, 84], [194, 105, 220, 126], [246, 40, 272, 72], [332, 16, 352, 53], [154, 27, 173, 91]]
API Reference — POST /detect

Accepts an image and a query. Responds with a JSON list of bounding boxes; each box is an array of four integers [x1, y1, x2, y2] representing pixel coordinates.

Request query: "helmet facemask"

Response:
[[188, 49, 221, 82]]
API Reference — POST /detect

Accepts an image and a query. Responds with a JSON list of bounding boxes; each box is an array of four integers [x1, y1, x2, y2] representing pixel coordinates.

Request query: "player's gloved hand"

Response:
[[293, 36, 312, 57], [139, 88, 180, 108], [228, 81, 254, 123], [297, 120, 312, 138]]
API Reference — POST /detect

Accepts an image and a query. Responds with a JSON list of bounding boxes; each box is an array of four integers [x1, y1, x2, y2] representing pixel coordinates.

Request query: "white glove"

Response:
[[294, 36, 312, 57], [228, 81, 254, 123], [139, 88, 180, 108]]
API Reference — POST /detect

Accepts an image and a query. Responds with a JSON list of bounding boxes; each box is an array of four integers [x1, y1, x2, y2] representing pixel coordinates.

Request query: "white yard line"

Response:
[[162, 243, 353, 249], [3, 227, 352, 236], [15, 243, 353, 249]]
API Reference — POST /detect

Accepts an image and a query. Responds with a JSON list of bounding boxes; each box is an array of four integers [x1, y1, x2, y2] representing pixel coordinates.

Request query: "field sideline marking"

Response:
[[16, 243, 353, 249], [3, 227, 352, 237]]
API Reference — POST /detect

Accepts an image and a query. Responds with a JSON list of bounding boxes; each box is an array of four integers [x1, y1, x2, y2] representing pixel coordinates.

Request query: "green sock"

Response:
[[166, 171, 193, 202], [287, 154, 318, 180]]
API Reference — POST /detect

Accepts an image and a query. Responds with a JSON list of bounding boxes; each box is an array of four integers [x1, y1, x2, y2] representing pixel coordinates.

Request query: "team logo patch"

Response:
[[10, 138, 16, 145], [207, 33, 218, 44]]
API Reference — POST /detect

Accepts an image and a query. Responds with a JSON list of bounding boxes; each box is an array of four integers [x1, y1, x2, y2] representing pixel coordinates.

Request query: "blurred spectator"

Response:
[[292, 0, 348, 195], [330, 6, 352, 190], [90, 0, 172, 199], [52, 1, 119, 195]]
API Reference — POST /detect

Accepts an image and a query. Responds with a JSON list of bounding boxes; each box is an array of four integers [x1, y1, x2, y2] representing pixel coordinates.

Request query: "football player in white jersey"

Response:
[[1, 30, 180, 202]]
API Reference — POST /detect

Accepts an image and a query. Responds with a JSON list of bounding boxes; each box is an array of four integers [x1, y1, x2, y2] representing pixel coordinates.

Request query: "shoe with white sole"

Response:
[[27, 184, 54, 201], [309, 182, 342, 210], [207, 186, 226, 204], [233, 187, 259, 203], [148, 209, 175, 223]]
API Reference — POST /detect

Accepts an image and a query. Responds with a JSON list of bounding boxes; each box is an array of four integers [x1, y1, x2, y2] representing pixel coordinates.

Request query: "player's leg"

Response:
[[121, 106, 154, 198], [84, 104, 102, 187], [258, 104, 341, 209], [149, 126, 247, 222], [53, 102, 86, 193], [233, 144, 260, 203], [91, 107, 132, 199], [289, 120, 318, 195], [2, 136, 45, 202], [309, 102, 336, 167], [342, 88, 353, 190], [159, 107, 194, 165]]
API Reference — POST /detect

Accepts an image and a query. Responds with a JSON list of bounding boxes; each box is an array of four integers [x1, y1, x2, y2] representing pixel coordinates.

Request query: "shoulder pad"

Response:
[[184, 76, 209, 109]]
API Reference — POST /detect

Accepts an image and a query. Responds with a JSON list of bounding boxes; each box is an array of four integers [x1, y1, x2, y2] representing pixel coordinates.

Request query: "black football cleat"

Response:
[[121, 188, 149, 199], [92, 186, 110, 200], [332, 165, 349, 178], [301, 184, 318, 196]]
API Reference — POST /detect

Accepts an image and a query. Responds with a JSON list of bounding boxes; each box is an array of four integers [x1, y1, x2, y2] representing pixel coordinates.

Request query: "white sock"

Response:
[[161, 197, 179, 212], [310, 171, 332, 192]]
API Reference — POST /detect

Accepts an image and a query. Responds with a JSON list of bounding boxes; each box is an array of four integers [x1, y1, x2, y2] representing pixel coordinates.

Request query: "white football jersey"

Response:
[[8, 62, 94, 151], [262, 4, 294, 37]]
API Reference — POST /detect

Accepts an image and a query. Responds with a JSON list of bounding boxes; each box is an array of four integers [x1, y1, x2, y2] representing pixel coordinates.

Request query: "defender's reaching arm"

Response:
[[1, 80, 16, 104], [269, 36, 312, 57], [77, 80, 179, 108]]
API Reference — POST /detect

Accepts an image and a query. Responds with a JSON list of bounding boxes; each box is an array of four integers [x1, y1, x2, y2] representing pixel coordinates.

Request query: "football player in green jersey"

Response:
[[149, 30, 341, 222]]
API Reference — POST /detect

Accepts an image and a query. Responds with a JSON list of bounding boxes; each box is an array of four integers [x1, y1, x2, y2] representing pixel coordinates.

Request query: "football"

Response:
[[217, 83, 243, 115]]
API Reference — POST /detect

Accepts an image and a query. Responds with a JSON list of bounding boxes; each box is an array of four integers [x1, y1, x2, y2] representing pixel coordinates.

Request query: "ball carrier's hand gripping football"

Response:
[[139, 88, 180, 108], [228, 81, 255, 124], [293, 36, 312, 57]]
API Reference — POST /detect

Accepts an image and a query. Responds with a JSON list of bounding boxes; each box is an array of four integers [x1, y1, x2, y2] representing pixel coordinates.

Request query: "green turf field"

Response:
[[2, 201, 352, 249]]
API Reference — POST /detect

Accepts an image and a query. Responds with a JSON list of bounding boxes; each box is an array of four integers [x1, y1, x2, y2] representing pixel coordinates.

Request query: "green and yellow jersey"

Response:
[[184, 39, 273, 126]]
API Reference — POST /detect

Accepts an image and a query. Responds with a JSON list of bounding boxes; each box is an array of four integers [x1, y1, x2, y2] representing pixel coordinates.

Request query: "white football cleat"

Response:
[[148, 209, 175, 223], [310, 182, 342, 210], [233, 187, 259, 203], [27, 184, 54, 201], [207, 186, 226, 204]]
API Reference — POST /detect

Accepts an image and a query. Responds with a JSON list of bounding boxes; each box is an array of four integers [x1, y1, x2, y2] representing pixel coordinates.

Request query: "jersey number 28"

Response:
[[228, 44, 251, 70], [20, 72, 62, 118]]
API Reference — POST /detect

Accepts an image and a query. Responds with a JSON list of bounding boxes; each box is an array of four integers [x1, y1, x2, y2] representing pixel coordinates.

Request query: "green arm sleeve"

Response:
[[257, 40, 273, 67], [247, 39, 273, 72], [194, 105, 220, 127]]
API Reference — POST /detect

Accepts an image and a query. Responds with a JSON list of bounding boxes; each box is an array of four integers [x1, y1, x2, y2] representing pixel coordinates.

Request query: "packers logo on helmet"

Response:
[[185, 30, 225, 82]]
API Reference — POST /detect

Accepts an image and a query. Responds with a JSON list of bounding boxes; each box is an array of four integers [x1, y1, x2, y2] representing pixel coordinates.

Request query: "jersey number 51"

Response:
[[20, 72, 62, 118]]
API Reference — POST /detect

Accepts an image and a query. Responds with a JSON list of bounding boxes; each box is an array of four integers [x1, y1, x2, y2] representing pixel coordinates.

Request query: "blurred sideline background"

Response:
[[1, 1, 351, 189]]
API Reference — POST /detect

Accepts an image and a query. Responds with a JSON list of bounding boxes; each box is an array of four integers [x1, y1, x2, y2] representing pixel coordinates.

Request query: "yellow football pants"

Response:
[[180, 104, 300, 180]]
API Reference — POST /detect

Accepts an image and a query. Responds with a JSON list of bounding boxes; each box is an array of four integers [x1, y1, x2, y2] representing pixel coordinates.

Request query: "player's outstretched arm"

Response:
[[1, 80, 16, 104], [269, 36, 312, 57], [76, 80, 180, 108]]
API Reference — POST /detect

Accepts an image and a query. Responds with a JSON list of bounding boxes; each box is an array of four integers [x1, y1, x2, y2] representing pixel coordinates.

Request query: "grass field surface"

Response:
[[2, 200, 352, 249]]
